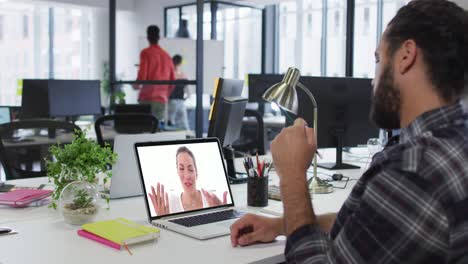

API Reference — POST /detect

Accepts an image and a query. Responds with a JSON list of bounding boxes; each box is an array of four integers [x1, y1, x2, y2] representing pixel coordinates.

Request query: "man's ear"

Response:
[[397, 39, 417, 74]]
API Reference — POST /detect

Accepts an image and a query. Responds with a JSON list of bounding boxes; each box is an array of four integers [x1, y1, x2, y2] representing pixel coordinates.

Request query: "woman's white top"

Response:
[[168, 190, 209, 214]]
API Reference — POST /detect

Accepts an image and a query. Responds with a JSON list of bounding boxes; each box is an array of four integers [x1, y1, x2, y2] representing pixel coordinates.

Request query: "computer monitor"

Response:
[[298, 76, 379, 169], [207, 78, 246, 183], [248, 74, 282, 103], [21, 79, 50, 119], [208, 78, 244, 137], [48, 80, 101, 117], [210, 97, 247, 148], [210, 97, 247, 183], [0, 106, 11, 124], [248, 74, 379, 170]]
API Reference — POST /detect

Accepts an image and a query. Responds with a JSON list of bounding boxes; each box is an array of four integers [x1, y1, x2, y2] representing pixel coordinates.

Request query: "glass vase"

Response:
[[59, 181, 100, 225]]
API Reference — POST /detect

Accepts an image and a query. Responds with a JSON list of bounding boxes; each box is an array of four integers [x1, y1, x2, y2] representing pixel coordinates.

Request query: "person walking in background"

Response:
[[134, 25, 175, 123], [168, 55, 190, 130]]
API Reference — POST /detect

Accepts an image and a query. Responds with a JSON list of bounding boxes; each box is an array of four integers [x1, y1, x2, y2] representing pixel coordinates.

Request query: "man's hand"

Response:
[[148, 182, 169, 216], [230, 214, 284, 247], [270, 118, 316, 183], [271, 118, 317, 236]]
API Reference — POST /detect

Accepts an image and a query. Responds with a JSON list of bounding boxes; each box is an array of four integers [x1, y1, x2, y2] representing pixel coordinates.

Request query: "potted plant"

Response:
[[47, 130, 117, 221]]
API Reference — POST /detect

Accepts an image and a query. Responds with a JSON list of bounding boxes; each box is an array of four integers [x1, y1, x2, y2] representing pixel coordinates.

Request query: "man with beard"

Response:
[[230, 0, 468, 263]]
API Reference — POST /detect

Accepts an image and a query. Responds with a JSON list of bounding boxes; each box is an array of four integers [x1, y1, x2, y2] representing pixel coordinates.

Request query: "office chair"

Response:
[[233, 109, 267, 155], [94, 113, 159, 148], [0, 119, 81, 180]]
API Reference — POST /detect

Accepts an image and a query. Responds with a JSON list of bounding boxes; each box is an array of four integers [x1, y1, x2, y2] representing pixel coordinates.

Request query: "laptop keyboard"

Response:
[[169, 209, 245, 227]]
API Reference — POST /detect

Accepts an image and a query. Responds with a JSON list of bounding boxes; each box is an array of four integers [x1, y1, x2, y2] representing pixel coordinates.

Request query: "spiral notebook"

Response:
[[81, 218, 160, 246], [0, 189, 52, 207]]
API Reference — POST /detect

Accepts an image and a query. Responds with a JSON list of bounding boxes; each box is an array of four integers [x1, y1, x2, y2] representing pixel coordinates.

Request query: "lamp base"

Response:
[[308, 177, 333, 194]]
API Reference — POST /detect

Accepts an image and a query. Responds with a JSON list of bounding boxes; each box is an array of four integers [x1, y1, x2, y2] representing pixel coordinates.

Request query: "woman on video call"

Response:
[[149, 146, 228, 216]]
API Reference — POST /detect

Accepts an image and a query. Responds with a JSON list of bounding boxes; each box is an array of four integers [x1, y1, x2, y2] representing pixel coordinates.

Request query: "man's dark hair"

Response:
[[173, 55, 183, 66], [385, 0, 468, 100], [147, 25, 160, 44]]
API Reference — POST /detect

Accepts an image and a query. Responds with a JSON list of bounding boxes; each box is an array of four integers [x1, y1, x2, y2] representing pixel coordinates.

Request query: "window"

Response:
[[326, 0, 346, 77], [166, 8, 179, 38], [278, 1, 297, 74], [165, 2, 262, 80], [353, 0, 377, 78], [53, 7, 97, 80], [302, 0, 322, 76], [23, 15, 28, 39], [306, 13, 313, 36], [0, 2, 99, 106], [382, 0, 408, 29], [0, 3, 48, 106], [363, 7, 370, 35], [278, 0, 346, 77], [353, 0, 409, 78], [0, 15, 4, 41], [180, 3, 212, 40]]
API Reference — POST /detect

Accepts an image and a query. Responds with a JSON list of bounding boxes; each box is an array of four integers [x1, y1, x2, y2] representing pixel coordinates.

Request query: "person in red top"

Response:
[[134, 25, 175, 123]]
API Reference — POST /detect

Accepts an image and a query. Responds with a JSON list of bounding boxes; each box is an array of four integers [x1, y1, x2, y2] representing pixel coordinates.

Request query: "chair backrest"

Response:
[[246, 109, 267, 155], [0, 119, 81, 180], [94, 113, 159, 148], [233, 109, 268, 155]]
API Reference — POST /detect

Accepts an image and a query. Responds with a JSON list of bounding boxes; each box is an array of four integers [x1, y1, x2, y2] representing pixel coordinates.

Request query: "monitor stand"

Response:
[[317, 130, 360, 170], [223, 146, 247, 184]]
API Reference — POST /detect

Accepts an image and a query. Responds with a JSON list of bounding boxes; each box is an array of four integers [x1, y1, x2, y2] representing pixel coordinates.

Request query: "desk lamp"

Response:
[[262, 67, 333, 194]]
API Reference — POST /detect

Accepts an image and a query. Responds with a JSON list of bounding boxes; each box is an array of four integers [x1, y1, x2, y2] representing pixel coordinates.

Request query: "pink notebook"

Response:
[[0, 189, 52, 207], [77, 230, 121, 250]]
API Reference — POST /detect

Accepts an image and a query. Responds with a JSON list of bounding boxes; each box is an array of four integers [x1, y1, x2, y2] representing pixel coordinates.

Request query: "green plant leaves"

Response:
[[46, 129, 117, 209]]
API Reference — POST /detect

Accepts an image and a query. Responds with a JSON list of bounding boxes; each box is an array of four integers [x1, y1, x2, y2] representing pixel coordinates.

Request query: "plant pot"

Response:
[[59, 181, 100, 225]]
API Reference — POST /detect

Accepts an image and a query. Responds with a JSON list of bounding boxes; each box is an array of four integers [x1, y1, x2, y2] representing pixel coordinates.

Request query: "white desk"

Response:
[[0, 149, 369, 264]]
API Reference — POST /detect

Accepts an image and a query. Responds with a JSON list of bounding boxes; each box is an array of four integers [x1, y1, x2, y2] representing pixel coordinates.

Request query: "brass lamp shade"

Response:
[[262, 67, 301, 114]]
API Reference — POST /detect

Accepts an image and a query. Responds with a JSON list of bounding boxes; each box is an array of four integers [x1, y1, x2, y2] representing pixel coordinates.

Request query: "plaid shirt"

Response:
[[285, 102, 468, 263]]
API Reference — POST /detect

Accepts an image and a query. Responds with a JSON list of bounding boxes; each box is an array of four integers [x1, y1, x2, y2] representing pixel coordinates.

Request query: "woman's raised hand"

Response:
[[201, 189, 228, 207], [149, 182, 169, 216]]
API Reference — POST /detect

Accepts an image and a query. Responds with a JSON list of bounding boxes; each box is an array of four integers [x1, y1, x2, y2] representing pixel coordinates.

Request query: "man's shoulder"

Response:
[[373, 127, 468, 196]]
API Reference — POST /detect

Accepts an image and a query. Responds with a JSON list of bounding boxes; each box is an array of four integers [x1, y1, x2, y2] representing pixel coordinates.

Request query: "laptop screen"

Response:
[[135, 138, 234, 220]]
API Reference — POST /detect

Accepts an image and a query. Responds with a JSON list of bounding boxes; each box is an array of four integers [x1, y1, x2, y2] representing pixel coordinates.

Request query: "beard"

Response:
[[369, 63, 401, 129]]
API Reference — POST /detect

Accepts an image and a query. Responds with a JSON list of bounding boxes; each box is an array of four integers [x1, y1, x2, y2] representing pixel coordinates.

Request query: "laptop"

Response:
[[135, 138, 245, 240], [0, 107, 11, 124], [110, 132, 186, 199]]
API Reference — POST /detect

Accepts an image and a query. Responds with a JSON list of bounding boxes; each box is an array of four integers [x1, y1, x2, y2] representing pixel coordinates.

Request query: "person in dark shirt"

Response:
[[168, 55, 189, 130], [230, 0, 468, 263]]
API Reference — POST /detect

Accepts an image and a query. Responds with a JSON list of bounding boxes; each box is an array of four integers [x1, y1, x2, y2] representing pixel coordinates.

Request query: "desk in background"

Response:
[[0, 149, 369, 264]]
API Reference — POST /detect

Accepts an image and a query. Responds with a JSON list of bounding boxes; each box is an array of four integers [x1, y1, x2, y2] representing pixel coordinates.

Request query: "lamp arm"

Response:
[[297, 82, 317, 109], [297, 82, 318, 132], [297, 82, 318, 191]]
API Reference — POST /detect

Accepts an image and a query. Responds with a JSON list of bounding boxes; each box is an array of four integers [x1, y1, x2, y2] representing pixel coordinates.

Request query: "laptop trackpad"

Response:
[[216, 219, 236, 228]]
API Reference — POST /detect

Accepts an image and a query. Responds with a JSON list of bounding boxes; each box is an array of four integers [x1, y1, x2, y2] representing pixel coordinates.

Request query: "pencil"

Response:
[[123, 243, 133, 255]]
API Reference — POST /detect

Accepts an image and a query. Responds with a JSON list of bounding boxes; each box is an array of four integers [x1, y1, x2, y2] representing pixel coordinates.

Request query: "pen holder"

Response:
[[247, 176, 269, 207]]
